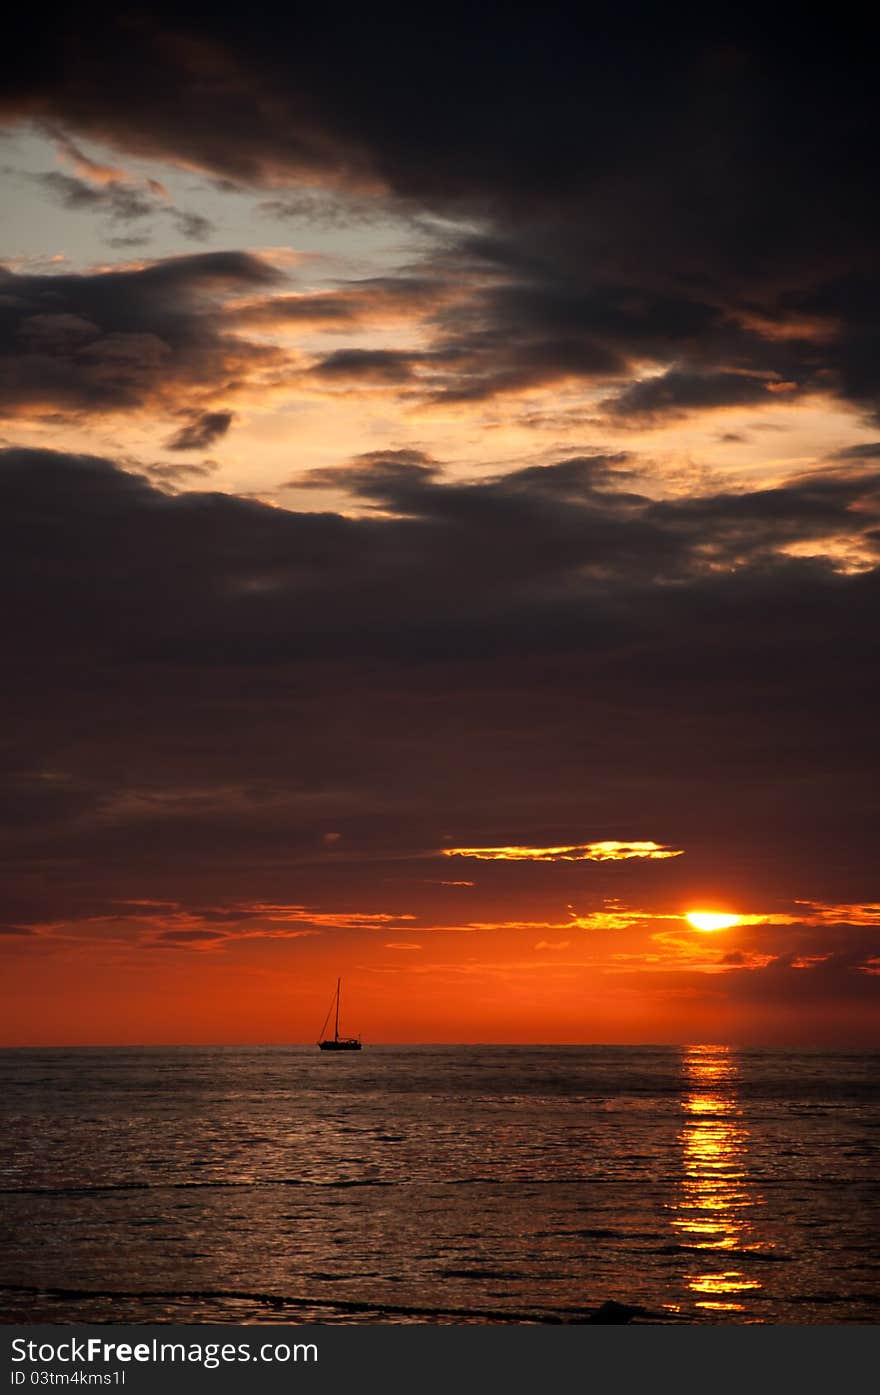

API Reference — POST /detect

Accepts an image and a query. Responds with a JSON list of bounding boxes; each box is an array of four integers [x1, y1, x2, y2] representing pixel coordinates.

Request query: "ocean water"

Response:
[[0, 1045, 878, 1325]]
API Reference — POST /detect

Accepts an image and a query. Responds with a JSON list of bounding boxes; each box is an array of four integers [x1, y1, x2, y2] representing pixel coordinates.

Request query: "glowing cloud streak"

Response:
[[442, 840, 685, 863]]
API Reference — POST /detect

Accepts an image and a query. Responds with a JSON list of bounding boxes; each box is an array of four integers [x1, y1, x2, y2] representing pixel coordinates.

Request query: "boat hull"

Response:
[[318, 1039, 361, 1051]]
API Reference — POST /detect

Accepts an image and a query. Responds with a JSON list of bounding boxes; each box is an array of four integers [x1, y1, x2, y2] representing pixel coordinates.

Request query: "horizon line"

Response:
[[1, 1040, 876, 1052]]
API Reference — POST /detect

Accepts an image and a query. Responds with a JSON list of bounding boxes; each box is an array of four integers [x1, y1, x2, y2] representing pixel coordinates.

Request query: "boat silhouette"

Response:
[[317, 977, 362, 1051]]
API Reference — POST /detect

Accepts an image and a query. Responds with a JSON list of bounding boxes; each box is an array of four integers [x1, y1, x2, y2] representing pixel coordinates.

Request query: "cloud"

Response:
[[155, 927, 224, 943], [34, 154, 214, 243], [230, 293, 359, 328], [165, 410, 235, 451], [38, 169, 157, 221], [142, 459, 219, 485], [256, 191, 391, 229], [442, 841, 684, 863], [792, 901, 880, 927], [47, 127, 132, 186], [309, 348, 419, 384], [13, 896, 416, 951], [171, 210, 213, 242], [0, 12, 878, 1041], [599, 370, 793, 425], [1, 9, 877, 424], [2, 444, 878, 671], [0, 252, 284, 418], [0, 443, 877, 963], [297, 449, 880, 579], [832, 442, 880, 462]]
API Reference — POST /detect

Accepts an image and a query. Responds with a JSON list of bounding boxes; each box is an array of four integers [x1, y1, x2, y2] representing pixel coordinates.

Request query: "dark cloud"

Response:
[[0, 445, 877, 936], [309, 348, 418, 384], [600, 370, 795, 425], [256, 192, 388, 229], [165, 410, 234, 450], [38, 169, 156, 221], [227, 277, 456, 339], [0, 252, 283, 417], [170, 209, 213, 242], [833, 442, 880, 461], [0, 8, 878, 1010], [3, 6, 878, 418], [230, 293, 358, 327], [142, 458, 219, 485], [3, 443, 877, 662], [713, 940, 880, 1009], [298, 450, 879, 580], [35, 168, 215, 243], [154, 928, 225, 943]]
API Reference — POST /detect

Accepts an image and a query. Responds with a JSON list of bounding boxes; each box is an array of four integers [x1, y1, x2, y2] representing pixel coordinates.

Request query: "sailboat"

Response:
[[317, 977, 362, 1051]]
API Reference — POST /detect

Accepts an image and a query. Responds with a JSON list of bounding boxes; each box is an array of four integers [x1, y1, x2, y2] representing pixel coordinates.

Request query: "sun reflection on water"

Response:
[[669, 1044, 770, 1315]]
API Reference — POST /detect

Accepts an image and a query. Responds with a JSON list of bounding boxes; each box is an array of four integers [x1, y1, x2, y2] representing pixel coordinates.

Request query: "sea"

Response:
[[1, 1045, 878, 1325]]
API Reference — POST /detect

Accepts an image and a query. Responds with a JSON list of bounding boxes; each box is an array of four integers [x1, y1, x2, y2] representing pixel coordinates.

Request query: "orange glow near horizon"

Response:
[[1, 893, 878, 1046], [443, 840, 685, 862]]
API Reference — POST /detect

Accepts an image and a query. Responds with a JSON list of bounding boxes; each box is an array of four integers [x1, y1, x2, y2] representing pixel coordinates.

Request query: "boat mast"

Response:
[[334, 977, 341, 1043]]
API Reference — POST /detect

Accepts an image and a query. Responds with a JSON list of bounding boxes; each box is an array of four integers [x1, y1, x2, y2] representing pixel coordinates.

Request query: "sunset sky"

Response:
[[1, 5, 878, 1045]]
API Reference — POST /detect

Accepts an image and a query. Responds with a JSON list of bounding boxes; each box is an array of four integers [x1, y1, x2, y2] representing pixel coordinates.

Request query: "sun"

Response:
[[685, 910, 742, 932]]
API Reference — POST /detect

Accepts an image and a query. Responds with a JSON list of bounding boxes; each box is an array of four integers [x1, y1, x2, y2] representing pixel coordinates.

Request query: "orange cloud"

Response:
[[793, 900, 880, 926], [53, 129, 132, 187], [13, 900, 419, 953]]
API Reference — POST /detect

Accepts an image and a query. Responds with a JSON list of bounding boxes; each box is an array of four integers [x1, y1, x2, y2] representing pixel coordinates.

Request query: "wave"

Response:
[[0, 1179, 397, 1197], [0, 1283, 673, 1325]]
